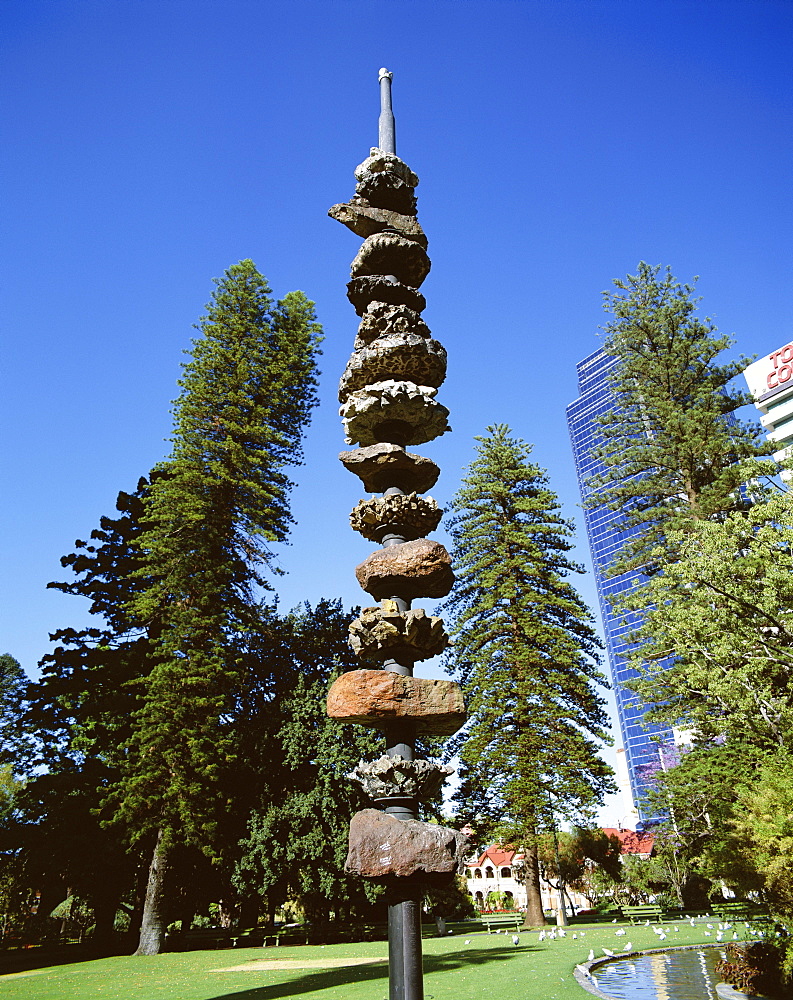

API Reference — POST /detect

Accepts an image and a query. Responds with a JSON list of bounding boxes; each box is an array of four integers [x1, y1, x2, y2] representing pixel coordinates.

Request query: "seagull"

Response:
[[704, 930, 711, 936], [644, 920, 650, 927], [658, 932, 667, 941], [588, 949, 595, 961], [538, 930, 546, 942], [622, 942, 632, 952], [465, 940, 471, 944], [611, 918, 618, 923], [558, 928, 566, 937], [707, 923, 714, 929], [603, 947, 615, 957], [572, 933, 578, 940], [512, 935, 520, 946], [615, 928, 626, 936], [689, 918, 696, 927], [673, 927, 679, 933]]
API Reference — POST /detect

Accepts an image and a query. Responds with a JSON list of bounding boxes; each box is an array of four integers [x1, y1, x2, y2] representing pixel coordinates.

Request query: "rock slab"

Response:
[[346, 809, 468, 882], [355, 538, 454, 600], [326, 669, 466, 736], [339, 443, 439, 494]]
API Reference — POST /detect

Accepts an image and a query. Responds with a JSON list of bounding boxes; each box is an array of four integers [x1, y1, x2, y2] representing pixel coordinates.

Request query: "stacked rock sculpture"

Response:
[[326, 69, 467, 1000]]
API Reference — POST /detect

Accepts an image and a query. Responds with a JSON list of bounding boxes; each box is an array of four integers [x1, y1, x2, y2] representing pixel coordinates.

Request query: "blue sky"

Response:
[[3, 0, 792, 820]]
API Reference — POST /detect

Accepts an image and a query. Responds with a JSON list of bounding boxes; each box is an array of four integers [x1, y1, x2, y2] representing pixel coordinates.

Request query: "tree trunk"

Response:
[[135, 829, 172, 956], [522, 843, 547, 927]]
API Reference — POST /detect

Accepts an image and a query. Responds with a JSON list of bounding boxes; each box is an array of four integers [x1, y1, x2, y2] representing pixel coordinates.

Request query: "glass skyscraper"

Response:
[[566, 348, 675, 821]]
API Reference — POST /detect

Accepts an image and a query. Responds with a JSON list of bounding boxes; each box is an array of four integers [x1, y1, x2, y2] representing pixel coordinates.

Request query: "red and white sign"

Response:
[[744, 343, 793, 400]]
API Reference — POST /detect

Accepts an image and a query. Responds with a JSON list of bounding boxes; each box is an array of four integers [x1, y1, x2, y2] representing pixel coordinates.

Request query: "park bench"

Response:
[[622, 904, 663, 924], [481, 913, 523, 934], [711, 901, 768, 923], [167, 928, 231, 950], [230, 928, 265, 948], [261, 924, 312, 947]]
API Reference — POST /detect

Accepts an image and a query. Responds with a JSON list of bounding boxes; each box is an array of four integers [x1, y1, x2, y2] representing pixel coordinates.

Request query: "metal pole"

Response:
[[379, 68, 396, 153]]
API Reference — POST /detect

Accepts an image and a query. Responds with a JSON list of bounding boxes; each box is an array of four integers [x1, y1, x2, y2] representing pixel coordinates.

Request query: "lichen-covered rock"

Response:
[[339, 334, 446, 401], [350, 232, 431, 289], [355, 538, 454, 600], [349, 493, 442, 543], [353, 149, 419, 216], [340, 380, 449, 447], [328, 201, 428, 247], [345, 809, 468, 883], [347, 276, 426, 316], [327, 669, 466, 735], [338, 443, 440, 494], [355, 302, 431, 349], [348, 601, 449, 662], [354, 149, 420, 188], [348, 755, 454, 801]]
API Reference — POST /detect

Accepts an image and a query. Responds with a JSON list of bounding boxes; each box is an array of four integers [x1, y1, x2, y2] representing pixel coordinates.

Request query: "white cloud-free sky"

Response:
[[3, 0, 791, 822]]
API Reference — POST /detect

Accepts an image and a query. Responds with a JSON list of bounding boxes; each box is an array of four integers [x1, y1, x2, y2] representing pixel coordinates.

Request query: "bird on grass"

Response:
[[588, 949, 595, 962], [602, 948, 615, 957], [622, 942, 632, 952], [615, 928, 626, 936], [512, 935, 520, 946]]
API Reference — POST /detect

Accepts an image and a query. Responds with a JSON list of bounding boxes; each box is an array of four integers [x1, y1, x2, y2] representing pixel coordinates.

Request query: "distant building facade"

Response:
[[464, 832, 654, 913], [744, 341, 793, 462], [566, 348, 677, 822]]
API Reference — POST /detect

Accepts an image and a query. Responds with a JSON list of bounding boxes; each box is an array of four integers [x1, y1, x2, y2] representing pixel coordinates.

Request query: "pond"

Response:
[[592, 945, 726, 1000]]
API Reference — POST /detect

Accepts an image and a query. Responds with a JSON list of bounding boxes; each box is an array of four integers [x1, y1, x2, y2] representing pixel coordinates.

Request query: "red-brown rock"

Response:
[[326, 669, 466, 737], [346, 809, 468, 883]]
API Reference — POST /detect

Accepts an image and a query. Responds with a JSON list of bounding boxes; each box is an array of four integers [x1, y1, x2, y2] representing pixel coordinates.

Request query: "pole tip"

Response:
[[378, 67, 393, 83]]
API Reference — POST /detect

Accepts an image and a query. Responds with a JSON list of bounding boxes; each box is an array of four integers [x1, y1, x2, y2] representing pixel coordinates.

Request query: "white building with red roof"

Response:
[[464, 829, 655, 914]]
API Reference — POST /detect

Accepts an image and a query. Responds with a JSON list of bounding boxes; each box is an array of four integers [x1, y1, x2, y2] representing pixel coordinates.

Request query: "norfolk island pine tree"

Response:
[[103, 261, 322, 955], [441, 426, 615, 927]]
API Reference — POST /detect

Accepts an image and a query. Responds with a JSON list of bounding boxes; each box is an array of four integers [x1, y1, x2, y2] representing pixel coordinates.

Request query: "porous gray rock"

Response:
[[328, 202, 427, 248], [339, 334, 447, 402], [347, 276, 426, 316], [338, 443, 440, 494], [350, 232, 431, 289], [348, 755, 454, 800], [353, 150, 419, 215], [345, 809, 468, 883], [355, 538, 454, 600], [354, 149, 419, 189], [355, 302, 431, 349], [348, 601, 449, 662], [340, 380, 450, 447], [349, 493, 442, 543], [326, 669, 466, 736]]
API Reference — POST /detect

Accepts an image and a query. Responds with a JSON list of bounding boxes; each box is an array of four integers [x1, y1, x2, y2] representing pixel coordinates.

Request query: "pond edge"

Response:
[[573, 941, 726, 1000]]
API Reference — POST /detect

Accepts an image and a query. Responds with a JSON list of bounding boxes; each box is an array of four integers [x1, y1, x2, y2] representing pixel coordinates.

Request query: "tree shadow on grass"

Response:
[[204, 945, 539, 1000]]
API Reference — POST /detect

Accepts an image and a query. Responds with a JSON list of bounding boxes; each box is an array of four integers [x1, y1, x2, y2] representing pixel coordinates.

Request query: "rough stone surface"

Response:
[[326, 669, 466, 736], [354, 150, 419, 188], [347, 276, 426, 316], [349, 494, 442, 543], [328, 202, 427, 248], [355, 302, 431, 348], [350, 232, 431, 289], [348, 602, 449, 662], [345, 809, 468, 882], [338, 443, 440, 494], [348, 755, 454, 801], [340, 380, 450, 447], [355, 538, 455, 600], [339, 334, 446, 402]]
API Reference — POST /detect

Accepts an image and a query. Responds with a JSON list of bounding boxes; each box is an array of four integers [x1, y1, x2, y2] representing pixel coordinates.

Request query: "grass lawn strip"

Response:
[[0, 919, 732, 1000]]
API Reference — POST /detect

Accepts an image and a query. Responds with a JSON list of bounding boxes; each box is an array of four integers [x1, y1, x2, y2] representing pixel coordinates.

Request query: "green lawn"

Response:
[[0, 920, 727, 1000]]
